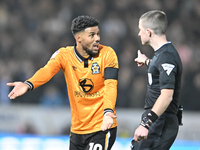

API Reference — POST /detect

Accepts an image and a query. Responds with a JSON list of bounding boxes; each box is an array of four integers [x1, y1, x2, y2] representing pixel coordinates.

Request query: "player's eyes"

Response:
[[89, 33, 100, 38]]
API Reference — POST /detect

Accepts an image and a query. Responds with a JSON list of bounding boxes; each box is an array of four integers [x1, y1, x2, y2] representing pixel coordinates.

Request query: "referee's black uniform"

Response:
[[135, 42, 182, 150]]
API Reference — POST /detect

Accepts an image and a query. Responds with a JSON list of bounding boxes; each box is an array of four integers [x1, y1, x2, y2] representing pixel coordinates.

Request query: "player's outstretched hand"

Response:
[[7, 82, 30, 99], [134, 50, 148, 67], [101, 113, 117, 131]]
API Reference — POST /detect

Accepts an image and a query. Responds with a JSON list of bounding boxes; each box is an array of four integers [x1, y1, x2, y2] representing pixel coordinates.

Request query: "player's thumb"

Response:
[[134, 57, 138, 62], [109, 113, 117, 119]]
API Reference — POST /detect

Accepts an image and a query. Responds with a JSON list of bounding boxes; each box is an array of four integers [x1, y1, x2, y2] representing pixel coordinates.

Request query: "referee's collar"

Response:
[[73, 43, 94, 62], [155, 41, 171, 51]]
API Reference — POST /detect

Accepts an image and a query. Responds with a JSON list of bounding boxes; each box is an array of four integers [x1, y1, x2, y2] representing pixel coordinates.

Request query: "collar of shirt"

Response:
[[73, 43, 94, 62], [155, 41, 171, 51]]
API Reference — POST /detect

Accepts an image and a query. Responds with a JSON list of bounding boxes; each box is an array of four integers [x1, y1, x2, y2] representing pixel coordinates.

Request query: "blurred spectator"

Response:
[[39, 85, 66, 107], [0, 0, 200, 110], [17, 121, 37, 135], [0, 61, 11, 105]]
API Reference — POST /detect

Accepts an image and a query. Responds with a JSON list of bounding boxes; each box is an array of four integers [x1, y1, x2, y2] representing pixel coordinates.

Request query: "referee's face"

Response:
[[80, 26, 100, 56], [138, 20, 150, 45]]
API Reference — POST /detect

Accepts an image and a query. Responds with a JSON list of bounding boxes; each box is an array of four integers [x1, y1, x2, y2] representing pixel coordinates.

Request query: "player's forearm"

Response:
[[27, 67, 59, 89], [27, 59, 61, 89], [103, 79, 117, 111]]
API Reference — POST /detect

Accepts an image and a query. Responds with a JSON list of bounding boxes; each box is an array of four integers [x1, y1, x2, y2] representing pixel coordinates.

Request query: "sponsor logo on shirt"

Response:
[[78, 78, 94, 93], [74, 91, 101, 98]]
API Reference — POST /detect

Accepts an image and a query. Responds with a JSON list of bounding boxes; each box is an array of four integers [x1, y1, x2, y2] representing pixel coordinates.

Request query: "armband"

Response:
[[104, 67, 119, 80], [145, 58, 149, 66]]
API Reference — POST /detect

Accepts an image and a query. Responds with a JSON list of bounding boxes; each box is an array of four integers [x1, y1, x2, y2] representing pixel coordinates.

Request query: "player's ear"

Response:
[[146, 28, 152, 37], [75, 33, 82, 43]]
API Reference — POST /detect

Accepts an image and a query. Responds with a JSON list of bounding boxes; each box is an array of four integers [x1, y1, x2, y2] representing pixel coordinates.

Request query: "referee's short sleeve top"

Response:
[[145, 43, 182, 113]]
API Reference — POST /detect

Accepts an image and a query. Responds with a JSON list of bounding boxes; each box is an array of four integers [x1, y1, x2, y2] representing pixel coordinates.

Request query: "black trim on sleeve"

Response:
[[104, 108, 114, 115], [104, 67, 119, 80], [24, 81, 34, 91]]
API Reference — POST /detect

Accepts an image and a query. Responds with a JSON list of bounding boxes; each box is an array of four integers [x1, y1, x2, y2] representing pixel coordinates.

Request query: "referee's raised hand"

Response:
[[134, 50, 148, 67], [7, 82, 30, 99]]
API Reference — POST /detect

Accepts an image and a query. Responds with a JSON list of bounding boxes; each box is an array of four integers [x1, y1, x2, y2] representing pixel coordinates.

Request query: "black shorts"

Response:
[[70, 127, 117, 150], [134, 110, 179, 150]]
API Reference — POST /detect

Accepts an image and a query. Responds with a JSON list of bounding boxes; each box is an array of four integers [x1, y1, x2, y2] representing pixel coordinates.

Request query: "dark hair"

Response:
[[71, 15, 99, 35]]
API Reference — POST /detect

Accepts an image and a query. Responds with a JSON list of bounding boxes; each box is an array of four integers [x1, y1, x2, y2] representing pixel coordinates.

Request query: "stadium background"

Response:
[[0, 0, 200, 149]]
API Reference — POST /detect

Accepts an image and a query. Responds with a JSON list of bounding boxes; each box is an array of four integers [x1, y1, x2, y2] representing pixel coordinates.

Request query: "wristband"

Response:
[[142, 117, 152, 126], [140, 122, 149, 130], [145, 58, 149, 66], [147, 110, 158, 123]]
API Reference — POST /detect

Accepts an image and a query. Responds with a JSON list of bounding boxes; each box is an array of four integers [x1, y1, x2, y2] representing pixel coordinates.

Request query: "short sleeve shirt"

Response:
[[145, 43, 182, 113]]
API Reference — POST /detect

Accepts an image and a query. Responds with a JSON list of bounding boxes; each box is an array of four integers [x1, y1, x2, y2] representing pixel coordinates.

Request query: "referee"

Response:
[[133, 10, 182, 150]]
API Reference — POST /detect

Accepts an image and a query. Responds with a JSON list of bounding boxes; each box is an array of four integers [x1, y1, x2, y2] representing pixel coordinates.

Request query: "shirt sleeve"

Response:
[[158, 52, 177, 90], [26, 50, 63, 89], [103, 47, 119, 113]]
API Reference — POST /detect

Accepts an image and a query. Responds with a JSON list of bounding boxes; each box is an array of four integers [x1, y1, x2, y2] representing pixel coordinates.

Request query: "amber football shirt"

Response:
[[27, 44, 119, 134]]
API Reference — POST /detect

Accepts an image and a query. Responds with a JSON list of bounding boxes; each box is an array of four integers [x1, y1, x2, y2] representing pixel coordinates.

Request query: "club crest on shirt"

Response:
[[161, 63, 175, 75], [91, 63, 100, 74]]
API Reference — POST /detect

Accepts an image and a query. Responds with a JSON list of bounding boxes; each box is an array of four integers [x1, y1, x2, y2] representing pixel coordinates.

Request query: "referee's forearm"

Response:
[[151, 89, 173, 117]]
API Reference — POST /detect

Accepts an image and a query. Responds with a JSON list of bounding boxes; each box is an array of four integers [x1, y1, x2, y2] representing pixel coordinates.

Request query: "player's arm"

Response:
[[25, 61, 61, 90], [24, 50, 63, 90], [101, 48, 119, 131], [7, 50, 63, 99], [101, 72, 118, 131]]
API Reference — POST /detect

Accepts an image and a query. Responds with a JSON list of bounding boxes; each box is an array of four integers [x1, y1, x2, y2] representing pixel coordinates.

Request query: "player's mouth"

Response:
[[93, 43, 99, 51]]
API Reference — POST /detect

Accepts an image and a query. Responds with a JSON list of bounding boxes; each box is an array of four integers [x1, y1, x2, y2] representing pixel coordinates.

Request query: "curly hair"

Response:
[[71, 15, 99, 35]]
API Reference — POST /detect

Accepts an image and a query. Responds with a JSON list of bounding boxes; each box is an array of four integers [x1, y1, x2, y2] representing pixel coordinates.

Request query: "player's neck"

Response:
[[76, 45, 89, 57]]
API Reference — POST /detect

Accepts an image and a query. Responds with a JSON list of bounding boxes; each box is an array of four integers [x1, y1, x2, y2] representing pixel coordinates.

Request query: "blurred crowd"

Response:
[[0, 0, 200, 110]]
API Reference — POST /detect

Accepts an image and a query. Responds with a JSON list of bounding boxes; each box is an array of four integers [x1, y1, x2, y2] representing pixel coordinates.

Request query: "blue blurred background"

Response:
[[0, 0, 200, 149], [0, 134, 200, 150]]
